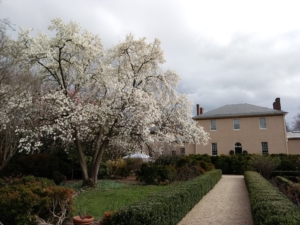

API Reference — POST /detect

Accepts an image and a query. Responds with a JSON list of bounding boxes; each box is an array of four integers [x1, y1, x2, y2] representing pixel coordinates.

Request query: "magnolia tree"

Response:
[[15, 18, 209, 186]]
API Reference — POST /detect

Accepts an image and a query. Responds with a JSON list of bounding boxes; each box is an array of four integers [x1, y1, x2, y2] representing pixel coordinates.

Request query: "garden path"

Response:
[[177, 175, 253, 225]]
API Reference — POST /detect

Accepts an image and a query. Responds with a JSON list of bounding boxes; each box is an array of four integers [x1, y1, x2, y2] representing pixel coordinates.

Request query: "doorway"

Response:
[[235, 142, 242, 154]]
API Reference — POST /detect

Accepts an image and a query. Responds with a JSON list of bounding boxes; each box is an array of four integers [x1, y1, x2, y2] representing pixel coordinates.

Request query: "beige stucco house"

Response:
[[185, 98, 297, 155]]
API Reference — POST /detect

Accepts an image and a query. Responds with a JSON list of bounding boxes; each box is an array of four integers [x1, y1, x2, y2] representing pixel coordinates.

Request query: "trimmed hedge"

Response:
[[244, 171, 300, 225], [101, 169, 222, 225]]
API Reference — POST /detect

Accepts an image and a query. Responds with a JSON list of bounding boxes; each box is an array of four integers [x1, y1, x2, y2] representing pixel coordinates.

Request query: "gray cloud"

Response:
[[1, 0, 300, 127]]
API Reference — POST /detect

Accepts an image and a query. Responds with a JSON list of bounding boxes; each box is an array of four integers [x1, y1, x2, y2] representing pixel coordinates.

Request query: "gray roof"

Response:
[[193, 103, 287, 120], [287, 131, 300, 139]]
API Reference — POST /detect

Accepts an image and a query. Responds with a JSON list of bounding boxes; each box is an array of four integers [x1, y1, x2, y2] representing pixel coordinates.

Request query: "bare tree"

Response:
[[292, 112, 300, 131]]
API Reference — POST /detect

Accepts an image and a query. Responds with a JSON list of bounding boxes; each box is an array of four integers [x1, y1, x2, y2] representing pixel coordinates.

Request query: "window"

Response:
[[210, 120, 216, 131], [172, 150, 176, 156], [212, 143, 218, 156], [180, 148, 185, 155], [259, 118, 266, 129], [233, 119, 240, 130], [261, 142, 268, 154]]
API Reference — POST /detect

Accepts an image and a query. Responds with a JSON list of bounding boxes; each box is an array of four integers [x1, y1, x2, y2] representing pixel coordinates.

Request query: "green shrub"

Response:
[[272, 171, 300, 177], [98, 161, 110, 179], [0, 176, 74, 225], [244, 171, 300, 225], [124, 158, 143, 172], [53, 170, 67, 185], [157, 165, 177, 183], [106, 159, 130, 178], [176, 165, 202, 181], [135, 163, 158, 185], [101, 170, 222, 225], [250, 154, 281, 179]]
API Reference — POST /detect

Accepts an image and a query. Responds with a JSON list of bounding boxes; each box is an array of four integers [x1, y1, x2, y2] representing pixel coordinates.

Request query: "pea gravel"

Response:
[[177, 175, 254, 225]]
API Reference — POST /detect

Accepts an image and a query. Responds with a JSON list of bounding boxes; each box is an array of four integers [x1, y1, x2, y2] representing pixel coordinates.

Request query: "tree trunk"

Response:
[[74, 136, 91, 187], [89, 140, 108, 185]]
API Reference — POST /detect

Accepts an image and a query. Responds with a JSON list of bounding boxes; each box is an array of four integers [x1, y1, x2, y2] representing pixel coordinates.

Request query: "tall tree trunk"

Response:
[[89, 140, 109, 185], [74, 136, 91, 187]]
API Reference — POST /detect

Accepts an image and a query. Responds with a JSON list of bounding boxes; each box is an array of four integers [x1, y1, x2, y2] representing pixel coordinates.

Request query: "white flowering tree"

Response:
[[15, 18, 209, 186], [0, 20, 42, 172]]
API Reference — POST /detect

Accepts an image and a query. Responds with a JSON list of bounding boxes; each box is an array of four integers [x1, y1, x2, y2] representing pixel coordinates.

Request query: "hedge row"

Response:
[[100, 169, 222, 225], [244, 171, 300, 225]]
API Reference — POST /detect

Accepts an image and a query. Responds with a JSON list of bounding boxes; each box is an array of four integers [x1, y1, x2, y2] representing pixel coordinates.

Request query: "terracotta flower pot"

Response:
[[73, 215, 94, 225]]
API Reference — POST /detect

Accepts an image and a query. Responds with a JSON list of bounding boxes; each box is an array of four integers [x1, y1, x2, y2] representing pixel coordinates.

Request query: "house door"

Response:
[[235, 142, 242, 154]]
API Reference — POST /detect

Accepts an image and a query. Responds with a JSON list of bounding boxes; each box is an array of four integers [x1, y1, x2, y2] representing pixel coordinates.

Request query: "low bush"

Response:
[[272, 176, 300, 207], [244, 171, 300, 225], [272, 171, 300, 178], [0, 176, 74, 225], [250, 154, 281, 179], [213, 154, 251, 174], [124, 158, 144, 172], [100, 169, 222, 225], [135, 163, 158, 185], [98, 161, 110, 179], [106, 159, 130, 178], [136, 155, 213, 185]]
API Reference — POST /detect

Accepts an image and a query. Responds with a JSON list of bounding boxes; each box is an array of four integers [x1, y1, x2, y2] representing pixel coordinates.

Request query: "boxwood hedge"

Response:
[[101, 169, 222, 225], [244, 171, 300, 225]]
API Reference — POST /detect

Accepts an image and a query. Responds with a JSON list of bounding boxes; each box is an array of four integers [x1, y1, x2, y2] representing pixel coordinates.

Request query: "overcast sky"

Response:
[[1, 0, 300, 127]]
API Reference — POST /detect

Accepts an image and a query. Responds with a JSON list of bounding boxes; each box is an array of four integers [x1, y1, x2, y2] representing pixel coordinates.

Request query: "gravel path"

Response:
[[177, 175, 253, 225]]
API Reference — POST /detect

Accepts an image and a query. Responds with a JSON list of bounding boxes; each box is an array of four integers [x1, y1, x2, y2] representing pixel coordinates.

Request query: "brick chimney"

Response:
[[200, 107, 204, 114], [196, 104, 204, 115], [196, 104, 200, 115], [273, 98, 281, 110]]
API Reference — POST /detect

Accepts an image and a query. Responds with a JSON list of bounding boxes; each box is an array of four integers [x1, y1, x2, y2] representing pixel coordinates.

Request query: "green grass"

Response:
[[64, 180, 171, 220]]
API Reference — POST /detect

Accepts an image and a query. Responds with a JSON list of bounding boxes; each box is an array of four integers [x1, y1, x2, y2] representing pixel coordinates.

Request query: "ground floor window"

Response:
[[180, 148, 185, 155], [261, 142, 268, 154], [212, 143, 218, 156], [172, 150, 176, 155], [235, 142, 242, 154]]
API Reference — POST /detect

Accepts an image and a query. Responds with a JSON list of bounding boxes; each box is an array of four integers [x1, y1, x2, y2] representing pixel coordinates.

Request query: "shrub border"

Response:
[[244, 171, 300, 225]]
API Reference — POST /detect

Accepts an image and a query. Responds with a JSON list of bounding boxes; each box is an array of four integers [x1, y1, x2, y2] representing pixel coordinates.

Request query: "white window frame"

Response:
[[212, 143, 218, 156], [233, 119, 240, 130], [261, 142, 268, 154], [259, 118, 266, 129], [210, 120, 216, 131]]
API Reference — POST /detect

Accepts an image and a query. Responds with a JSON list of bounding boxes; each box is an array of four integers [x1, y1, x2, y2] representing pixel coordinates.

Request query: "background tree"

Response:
[[0, 20, 41, 171], [292, 111, 300, 131], [15, 18, 209, 186]]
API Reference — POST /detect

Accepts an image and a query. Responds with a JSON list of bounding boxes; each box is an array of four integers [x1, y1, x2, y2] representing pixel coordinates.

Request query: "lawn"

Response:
[[63, 179, 171, 220]]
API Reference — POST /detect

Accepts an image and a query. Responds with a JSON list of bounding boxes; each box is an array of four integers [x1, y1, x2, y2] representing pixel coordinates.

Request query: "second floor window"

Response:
[[211, 120, 216, 130], [234, 119, 240, 130], [259, 118, 266, 129]]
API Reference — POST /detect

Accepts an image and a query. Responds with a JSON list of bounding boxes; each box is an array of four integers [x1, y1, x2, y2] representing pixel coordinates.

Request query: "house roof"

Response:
[[287, 131, 300, 139], [193, 103, 287, 120]]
